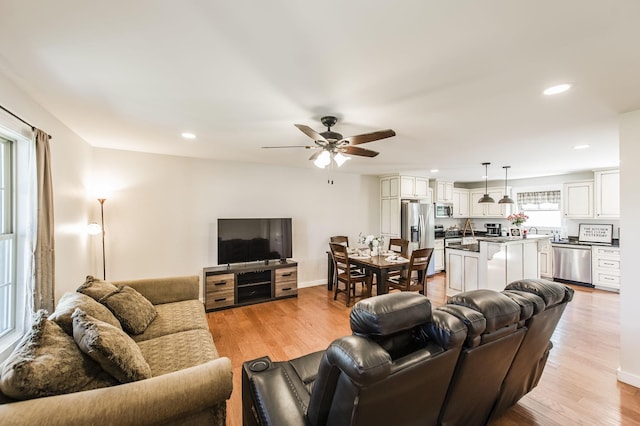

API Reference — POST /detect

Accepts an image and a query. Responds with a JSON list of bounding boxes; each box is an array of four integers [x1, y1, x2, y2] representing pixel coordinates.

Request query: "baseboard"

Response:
[[617, 367, 640, 388], [298, 279, 326, 289]]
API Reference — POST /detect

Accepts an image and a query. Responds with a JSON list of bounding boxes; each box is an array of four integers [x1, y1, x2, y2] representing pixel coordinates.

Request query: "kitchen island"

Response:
[[445, 235, 551, 296]]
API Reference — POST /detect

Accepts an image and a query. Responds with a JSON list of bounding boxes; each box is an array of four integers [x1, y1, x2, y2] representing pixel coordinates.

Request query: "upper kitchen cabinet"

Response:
[[469, 188, 510, 218], [380, 175, 399, 198], [400, 175, 429, 199], [453, 188, 469, 218], [563, 180, 594, 218], [431, 180, 454, 203], [594, 169, 620, 218]]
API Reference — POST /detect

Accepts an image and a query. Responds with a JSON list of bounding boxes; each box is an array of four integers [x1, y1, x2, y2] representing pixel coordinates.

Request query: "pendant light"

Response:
[[478, 162, 495, 203], [498, 166, 514, 204]]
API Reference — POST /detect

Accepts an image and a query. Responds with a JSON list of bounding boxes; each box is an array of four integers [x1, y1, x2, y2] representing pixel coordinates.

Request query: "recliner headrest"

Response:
[[505, 279, 574, 307], [447, 290, 520, 332], [350, 293, 432, 337]]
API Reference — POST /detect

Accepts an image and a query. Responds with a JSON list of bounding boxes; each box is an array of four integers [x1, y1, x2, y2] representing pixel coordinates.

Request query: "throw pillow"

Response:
[[0, 310, 116, 400], [72, 309, 152, 383], [77, 275, 119, 301], [99, 286, 157, 335], [49, 292, 122, 335]]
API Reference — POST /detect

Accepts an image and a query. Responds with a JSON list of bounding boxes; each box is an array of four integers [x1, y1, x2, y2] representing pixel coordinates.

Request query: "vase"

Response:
[[370, 245, 378, 256]]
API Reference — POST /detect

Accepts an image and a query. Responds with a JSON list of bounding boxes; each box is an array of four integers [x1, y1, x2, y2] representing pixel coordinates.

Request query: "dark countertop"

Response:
[[551, 238, 620, 248]]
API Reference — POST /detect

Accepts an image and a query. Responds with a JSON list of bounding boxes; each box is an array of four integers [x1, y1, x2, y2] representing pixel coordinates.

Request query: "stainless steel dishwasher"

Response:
[[552, 243, 593, 286]]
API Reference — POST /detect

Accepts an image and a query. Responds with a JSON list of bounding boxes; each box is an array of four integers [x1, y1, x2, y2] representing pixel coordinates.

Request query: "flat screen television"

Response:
[[218, 218, 293, 265]]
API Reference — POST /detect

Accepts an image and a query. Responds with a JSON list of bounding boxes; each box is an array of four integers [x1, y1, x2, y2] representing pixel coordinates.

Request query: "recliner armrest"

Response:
[[249, 367, 308, 426]]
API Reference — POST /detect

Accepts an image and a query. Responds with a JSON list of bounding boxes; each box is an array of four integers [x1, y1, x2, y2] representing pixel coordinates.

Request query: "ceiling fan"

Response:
[[262, 116, 396, 168]]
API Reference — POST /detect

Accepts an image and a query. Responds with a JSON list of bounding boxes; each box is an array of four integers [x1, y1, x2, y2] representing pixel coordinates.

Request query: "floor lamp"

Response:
[[98, 198, 106, 280], [88, 199, 107, 280]]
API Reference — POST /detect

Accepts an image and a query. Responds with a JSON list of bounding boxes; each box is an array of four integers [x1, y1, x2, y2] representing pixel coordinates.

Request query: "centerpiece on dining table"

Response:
[[358, 233, 384, 256]]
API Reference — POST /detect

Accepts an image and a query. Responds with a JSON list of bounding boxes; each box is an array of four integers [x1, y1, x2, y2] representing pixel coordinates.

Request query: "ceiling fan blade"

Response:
[[295, 124, 328, 143], [341, 145, 379, 158], [341, 129, 396, 145], [261, 145, 314, 149], [308, 150, 322, 161]]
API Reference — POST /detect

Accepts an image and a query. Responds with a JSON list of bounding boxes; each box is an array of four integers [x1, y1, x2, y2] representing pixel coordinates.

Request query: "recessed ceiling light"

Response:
[[181, 132, 196, 139], [430, 169, 439, 173], [574, 144, 590, 150], [543, 84, 572, 96]]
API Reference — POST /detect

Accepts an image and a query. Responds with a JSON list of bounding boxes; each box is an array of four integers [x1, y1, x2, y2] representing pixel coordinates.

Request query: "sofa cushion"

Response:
[[49, 292, 122, 335], [99, 286, 158, 335], [0, 310, 116, 400], [131, 299, 209, 342], [137, 329, 218, 377], [77, 275, 119, 301], [72, 309, 152, 383]]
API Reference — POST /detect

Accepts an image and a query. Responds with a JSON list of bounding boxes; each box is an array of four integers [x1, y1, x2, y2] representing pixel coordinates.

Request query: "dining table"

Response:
[[327, 250, 410, 295]]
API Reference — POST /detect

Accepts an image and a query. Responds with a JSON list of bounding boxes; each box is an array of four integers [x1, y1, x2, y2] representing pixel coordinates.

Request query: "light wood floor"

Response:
[[207, 273, 640, 426]]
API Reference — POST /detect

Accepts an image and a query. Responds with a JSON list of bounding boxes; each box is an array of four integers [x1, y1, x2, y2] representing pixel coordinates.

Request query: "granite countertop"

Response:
[[474, 234, 551, 243], [551, 238, 620, 247]]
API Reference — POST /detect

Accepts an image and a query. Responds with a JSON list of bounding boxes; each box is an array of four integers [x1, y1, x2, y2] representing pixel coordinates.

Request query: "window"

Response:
[[516, 190, 561, 228], [0, 137, 15, 338], [0, 126, 32, 362]]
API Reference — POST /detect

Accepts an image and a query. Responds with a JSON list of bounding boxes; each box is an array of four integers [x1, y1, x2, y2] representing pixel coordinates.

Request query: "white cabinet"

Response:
[[380, 198, 400, 237], [381, 176, 399, 198], [446, 249, 479, 296], [539, 243, 553, 278], [592, 246, 620, 291], [595, 170, 620, 218], [453, 188, 469, 218], [431, 180, 454, 203], [469, 188, 510, 218], [434, 239, 445, 272], [380, 176, 401, 238], [563, 180, 594, 218], [400, 176, 429, 199]]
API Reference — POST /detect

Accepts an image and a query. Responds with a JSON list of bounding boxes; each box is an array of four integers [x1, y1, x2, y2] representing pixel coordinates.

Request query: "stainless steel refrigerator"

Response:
[[401, 200, 436, 275]]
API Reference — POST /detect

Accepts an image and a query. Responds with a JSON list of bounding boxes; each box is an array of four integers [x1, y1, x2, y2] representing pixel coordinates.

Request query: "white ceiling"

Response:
[[1, 0, 638, 182]]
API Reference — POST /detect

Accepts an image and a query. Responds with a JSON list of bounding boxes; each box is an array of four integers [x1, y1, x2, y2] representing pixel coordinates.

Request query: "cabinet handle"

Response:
[[603, 276, 616, 281], [214, 297, 227, 302], [282, 287, 292, 291], [282, 273, 292, 277], [602, 262, 616, 266], [214, 281, 227, 286]]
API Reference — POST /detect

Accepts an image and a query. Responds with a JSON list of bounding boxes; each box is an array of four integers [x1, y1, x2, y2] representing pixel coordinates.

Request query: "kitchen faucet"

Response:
[[528, 227, 538, 234]]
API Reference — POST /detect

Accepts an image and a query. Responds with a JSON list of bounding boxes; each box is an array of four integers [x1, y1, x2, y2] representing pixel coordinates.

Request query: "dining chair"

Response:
[[387, 238, 410, 279], [330, 242, 372, 306], [386, 247, 433, 294], [388, 238, 409, 257], [329, 235, 349, 246]]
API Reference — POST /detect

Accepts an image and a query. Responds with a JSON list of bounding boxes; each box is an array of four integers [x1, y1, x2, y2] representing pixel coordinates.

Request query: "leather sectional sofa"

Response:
[[242, 278, 574, 426]]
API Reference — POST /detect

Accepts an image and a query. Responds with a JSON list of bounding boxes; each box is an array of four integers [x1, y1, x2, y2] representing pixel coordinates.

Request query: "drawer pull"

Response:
[[281, 273, 292, 277], [282, 287, 292, 291], [214, 297, 227, 302], [603, 276, 616, 281], [602, 262, 616, 266], [214, 281, 227, 286]]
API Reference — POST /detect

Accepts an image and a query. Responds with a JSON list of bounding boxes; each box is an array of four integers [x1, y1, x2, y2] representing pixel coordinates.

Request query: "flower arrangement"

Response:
[[358, 233, 384, 250], [507, 211, 529, 227]]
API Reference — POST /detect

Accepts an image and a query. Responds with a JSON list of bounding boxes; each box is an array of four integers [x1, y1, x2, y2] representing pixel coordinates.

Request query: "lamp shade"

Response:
[[498, 195, 514, 204], [478, 162, 495, 204], [479, 193, 495, 203], [334, 152, 350, 167], [314, 150, 331, 168]]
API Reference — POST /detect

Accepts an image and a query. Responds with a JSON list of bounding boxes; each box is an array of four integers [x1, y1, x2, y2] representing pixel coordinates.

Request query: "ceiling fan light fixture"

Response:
[[478, 162, 495, 204], [334, 152, 350, 167], [498, 165, 514, 204], [314, 150, 331, 168]]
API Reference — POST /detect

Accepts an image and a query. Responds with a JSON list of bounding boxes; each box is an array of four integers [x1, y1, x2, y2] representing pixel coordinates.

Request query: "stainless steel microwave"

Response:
[[435, 203, 453, 218]]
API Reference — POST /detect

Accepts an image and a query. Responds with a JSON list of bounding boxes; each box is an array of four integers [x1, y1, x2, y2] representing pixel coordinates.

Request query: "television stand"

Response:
[[203, 260, 298, 311]]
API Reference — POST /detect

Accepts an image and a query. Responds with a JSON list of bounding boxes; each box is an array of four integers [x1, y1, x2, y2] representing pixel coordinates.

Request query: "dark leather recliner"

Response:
[[436, 289, 527, 425], [242, 292, 467, 426], [242, 278, 574, 426], [489, 278, 575, 420]]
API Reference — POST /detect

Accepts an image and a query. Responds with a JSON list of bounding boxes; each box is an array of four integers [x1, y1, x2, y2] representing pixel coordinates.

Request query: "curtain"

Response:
[[517, 190, 561, 206], [33, 129, 55, 313]]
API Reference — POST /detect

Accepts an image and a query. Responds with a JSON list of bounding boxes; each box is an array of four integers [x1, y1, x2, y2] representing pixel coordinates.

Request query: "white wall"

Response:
[[619, 109, 640, 388], [0, 71, 93, 303], [86, 148, 380, 295]]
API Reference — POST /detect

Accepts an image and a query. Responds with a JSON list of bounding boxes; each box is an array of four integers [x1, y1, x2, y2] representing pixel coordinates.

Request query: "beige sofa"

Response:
[[0, 276, 233, 425]]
